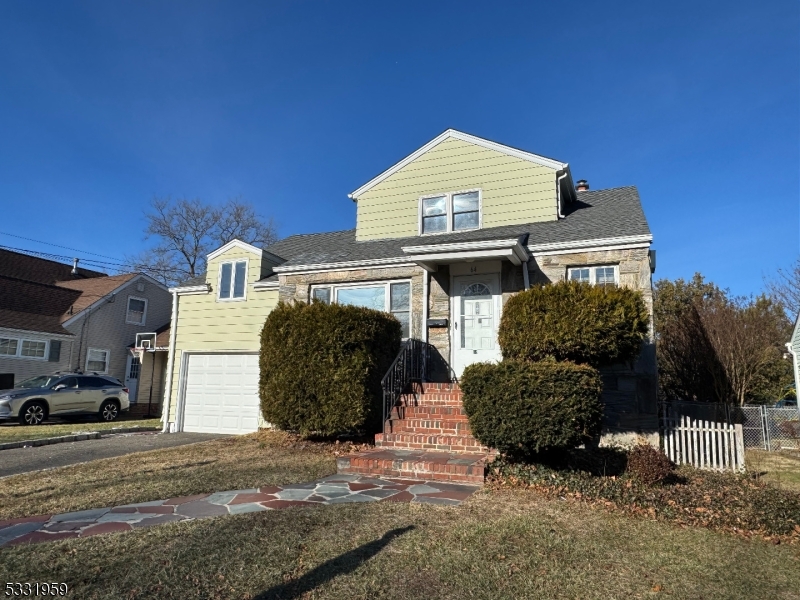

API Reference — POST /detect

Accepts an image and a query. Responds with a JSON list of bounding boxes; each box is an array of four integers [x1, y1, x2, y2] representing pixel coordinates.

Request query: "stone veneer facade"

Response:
[[277, 245, 657, 447]]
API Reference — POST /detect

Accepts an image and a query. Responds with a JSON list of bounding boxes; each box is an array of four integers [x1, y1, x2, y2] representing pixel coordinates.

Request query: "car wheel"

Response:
[[99, 400, 120, 422], [19, 401, 47, 426]]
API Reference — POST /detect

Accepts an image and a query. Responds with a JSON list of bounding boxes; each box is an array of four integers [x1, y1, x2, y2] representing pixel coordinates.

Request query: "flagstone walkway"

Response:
[[0, 474, 479, 547]]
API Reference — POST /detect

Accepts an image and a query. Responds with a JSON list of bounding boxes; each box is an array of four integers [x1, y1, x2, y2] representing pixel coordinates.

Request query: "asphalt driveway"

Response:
[[0, 432, 227, 478]]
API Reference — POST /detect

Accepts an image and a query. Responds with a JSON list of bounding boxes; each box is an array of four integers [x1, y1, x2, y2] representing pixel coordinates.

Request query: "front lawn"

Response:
[[1, 490, 797, 599], [0, 431, 338, 520], [748, 449, 800, 492], [0, 419, 157, 443]]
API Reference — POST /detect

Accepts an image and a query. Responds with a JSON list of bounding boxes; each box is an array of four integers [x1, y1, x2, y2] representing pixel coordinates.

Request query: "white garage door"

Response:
[[182, 353, 260, 434]]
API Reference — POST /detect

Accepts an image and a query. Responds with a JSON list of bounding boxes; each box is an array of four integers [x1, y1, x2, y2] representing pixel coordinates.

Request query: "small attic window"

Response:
[[219, 260, 247, 301]]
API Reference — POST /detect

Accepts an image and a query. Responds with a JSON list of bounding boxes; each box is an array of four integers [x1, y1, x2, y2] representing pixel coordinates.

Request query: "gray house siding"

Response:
[[0, 329, 74, 387], [64, 277, 171, 383]]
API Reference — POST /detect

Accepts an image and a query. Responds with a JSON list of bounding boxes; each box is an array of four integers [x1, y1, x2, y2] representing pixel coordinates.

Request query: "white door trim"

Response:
[[175, 350, 260, 433], [450, 271, 502, 378]]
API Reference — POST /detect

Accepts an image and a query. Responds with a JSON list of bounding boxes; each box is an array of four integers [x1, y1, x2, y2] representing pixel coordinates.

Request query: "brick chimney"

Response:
[[575, 179, 589, 192]]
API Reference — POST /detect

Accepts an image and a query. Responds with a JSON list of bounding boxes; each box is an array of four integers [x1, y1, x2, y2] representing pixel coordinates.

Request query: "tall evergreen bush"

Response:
[[259, 301, 401, 436]]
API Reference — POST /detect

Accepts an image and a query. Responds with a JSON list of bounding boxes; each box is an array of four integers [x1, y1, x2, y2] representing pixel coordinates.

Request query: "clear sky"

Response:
[[0, 0, 797, 296]]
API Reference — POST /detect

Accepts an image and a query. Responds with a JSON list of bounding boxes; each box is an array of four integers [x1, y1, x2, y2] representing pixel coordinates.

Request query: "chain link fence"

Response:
[[661, 402, 800, 452]]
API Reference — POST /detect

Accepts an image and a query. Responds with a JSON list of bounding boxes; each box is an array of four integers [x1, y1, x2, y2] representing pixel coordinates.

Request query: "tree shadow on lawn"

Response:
[[256, 525, 415, 600]]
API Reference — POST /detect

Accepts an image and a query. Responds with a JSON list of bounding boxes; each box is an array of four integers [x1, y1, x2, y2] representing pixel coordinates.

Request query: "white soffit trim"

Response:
[[252, 281, 280, 290], [527, 234, 652, 254], [207, 239, 263, 262], [403, 238, 529, 265], [169, 284, 210, 295], [273, 256, 412, 273], [348, 129, 568, 199]]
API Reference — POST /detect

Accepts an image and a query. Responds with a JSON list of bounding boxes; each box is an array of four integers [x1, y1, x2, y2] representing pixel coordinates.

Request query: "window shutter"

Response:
[[48, 340, 61, 362]]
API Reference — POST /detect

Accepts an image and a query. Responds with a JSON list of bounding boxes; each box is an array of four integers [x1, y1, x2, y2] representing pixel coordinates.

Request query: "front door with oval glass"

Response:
[[452, 274, 502, 378]]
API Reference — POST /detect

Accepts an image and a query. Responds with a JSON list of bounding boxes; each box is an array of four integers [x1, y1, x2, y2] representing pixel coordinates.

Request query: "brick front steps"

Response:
[[337, 449, 488, 484], [338, 382, 494, 484]]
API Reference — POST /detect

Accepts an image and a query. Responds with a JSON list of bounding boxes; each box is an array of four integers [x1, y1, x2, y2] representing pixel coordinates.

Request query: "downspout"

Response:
[[556, 170, 568, 218], [422, 270, 429, 344], [785, 342, 800, 418], [161, 290, 179, 433], [522, 260, 530, 290]]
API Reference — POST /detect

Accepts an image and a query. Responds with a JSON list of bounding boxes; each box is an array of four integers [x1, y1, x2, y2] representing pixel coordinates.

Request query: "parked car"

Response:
[[775, 398, 798, 408], [0, 372, 130, 425]]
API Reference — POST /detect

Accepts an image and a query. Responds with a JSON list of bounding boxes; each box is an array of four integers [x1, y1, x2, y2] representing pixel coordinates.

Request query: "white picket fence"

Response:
[[661, 413, 745, 472]]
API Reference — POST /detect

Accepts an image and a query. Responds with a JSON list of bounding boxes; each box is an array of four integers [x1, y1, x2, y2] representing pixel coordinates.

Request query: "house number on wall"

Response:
[[469, 265, 478, 273]]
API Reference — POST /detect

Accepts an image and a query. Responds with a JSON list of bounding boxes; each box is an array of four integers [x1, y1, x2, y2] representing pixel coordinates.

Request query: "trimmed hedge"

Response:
[[259, 301, 401, 436], [461, 360, 603, 458], [498, 280, 649, 367]]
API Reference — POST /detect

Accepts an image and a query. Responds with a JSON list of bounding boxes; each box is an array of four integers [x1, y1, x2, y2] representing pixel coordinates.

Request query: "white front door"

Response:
[[452, 274, 502, 378], [124, 354, 141, 404]]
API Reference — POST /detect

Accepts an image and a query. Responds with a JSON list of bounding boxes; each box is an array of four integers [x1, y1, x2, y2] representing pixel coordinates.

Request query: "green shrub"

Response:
[[259, 301, 402, 436], [461, 360, 603, 458], [498, 280, 649, 367], [626, 444, 674, 484]]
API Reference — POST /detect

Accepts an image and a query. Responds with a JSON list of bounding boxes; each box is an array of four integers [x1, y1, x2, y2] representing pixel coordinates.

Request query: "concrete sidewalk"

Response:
[[0, 474, 479, 547]]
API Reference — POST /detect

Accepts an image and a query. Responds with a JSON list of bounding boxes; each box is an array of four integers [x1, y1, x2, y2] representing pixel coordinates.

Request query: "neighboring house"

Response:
[[787, 312, 800, 402], [163, 129, 658, 445], [0, 249, 172, 415]]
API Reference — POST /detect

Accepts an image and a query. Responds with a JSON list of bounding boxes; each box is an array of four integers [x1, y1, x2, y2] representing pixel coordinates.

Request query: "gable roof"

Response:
[[349, 129, 569, 200], [0, 276, 81, 335], [0, 248, 106, 285], [55, 273, 139, 320], [262, 186, 651, 274]]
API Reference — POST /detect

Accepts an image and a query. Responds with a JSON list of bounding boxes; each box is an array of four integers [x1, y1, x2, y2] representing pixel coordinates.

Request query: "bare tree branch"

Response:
[[765, 256, 800, 316]]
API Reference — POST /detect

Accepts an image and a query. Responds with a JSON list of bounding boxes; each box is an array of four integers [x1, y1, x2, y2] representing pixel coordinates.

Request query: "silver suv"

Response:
[[0, 373, 130, 425]]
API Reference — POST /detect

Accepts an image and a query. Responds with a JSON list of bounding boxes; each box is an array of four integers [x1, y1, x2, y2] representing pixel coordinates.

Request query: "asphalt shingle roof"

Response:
[[258, 186, 650, 274]]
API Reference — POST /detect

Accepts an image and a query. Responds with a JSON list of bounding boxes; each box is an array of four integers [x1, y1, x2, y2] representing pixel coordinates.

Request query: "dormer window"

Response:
[[419, 190, 481, 235], [218, 260, 247, 301]]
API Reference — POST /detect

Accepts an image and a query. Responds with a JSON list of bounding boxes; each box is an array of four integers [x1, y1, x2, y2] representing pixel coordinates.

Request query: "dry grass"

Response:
[[0, 419, 156, 443], [1, 489, 798, 599], [747, 450, 800, 492], [0, 431, 337, 520]]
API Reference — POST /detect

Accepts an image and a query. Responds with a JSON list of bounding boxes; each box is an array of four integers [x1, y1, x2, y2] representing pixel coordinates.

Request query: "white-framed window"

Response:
[[419, 189, 481, 235], [86, 348, 110, 373], [126, 296, 148, 325], [218, 259, 248, 301], [0, 337, 48, 360], [568, 265, 619, 287], [311, 280, 412, 338]]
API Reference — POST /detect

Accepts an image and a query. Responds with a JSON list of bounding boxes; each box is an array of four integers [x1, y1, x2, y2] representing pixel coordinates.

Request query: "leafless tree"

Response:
[[126, 196, 278, 286], [765, 257, 800, 316]]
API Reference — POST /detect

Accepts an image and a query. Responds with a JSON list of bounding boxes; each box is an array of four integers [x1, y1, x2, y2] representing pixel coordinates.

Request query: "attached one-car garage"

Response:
[[180, 353, 261, 434]]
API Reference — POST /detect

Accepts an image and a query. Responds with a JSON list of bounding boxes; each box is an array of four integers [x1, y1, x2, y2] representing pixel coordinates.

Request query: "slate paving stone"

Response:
[[348, 482, 378, 491], [258, 485, 283, 494], [110, 507, 138, 513], [407, 484, 442, 495], [228, 493, 279, 505], [131, 515, 186, 528], [0, 522, 45, 546], [260, 500, 315, 509], [134, 505, 176, 514], [82, 522, 133, 536], [275, 489, 314, 501], [357, 489, 399, 499], [175, 500, 229, 519], [97, 512, 150, 524], [117, 500, 166, 508], [43, 521, 94, 532], [284, 482, 319, 490], [206, 492, 238, 506], [326, 495, 374, 504], [51, 508, 110, 523], [163, 494, 210, 506], [316, 474, 360, 482], [314, 485, 351, 495], [314, 491, 350, 499], [0, 515, 50, 529], [228, 503, 267, 515], [225, 488, 259, 495], [382, 490, 415, 502], [305, 495, 328, 503]]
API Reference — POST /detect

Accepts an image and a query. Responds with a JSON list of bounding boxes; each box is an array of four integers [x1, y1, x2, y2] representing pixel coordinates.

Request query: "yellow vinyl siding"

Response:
[[355, 137, 558, 240], [166, 245, 279, 424]]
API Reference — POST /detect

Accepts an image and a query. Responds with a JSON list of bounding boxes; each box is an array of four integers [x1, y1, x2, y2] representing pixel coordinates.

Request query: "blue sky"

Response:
[[0, 0, 797, 296]]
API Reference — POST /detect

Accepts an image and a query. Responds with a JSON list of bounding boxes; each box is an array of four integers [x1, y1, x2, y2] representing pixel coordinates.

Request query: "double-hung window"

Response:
[[568, 265, 618, 287], [86, 348, 110, 373], [311, 281, 412, 338], [0, 337, 48, 360], [420, 190, 481, 235], [218, 260, 247, 301], [126, 296, 148, 325]]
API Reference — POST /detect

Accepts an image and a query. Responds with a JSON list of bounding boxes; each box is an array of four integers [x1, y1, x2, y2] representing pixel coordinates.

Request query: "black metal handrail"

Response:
[[381, 338, 429, 426]]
